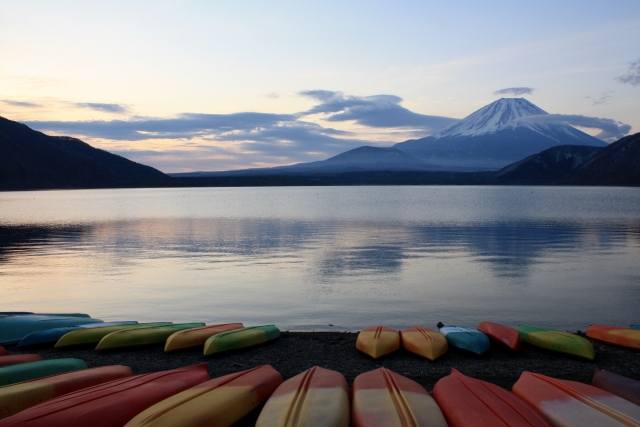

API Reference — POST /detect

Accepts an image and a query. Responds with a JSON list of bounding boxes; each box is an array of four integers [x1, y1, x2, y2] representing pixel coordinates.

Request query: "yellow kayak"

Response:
[[55, 322, 173, 348], [96, 323, 204, 350], [356, 326, 399, 359], [401, 327, 448, 361], [517, 326, 595, 360], [164, 323, 244, 352]]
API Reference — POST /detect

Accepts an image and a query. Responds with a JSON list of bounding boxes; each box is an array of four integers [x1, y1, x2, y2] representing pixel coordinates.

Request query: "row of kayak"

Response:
[[357, 322, 640, 360], [1, 358, 639, 426]]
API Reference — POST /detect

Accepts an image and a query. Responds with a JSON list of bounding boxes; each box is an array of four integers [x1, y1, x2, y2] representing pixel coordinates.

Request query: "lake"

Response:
[[1, 186, 639, 332]]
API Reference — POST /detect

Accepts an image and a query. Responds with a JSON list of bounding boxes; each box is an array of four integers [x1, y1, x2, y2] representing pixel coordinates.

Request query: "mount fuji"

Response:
[[394, 98, 607, 171]]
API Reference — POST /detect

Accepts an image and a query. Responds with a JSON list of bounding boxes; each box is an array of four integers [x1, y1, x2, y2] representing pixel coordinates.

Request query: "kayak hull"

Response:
[[17, 322, 138, 348], [0, 355, 43, 367], [586, 325, 640, 350], [352, 367, 447, 427], [203, 325, 280, 356], [55, 322, 172, 348], [126, 365, 282, 427], [164, 323, 244, 352], [0, 316, 103, 345], [477, 321, 520, 351], [356, 326, 400, 359], [0, 347, 5, 356], [0, 358, 87, 386], [401, 327, 448, 361], [592, 369, 640, 407], [517, 326, 595, 360], [256, 366, 349, 427], [96, 323, 205, 350], [439, 326, 490, 356], [432, 368, 551, 427]]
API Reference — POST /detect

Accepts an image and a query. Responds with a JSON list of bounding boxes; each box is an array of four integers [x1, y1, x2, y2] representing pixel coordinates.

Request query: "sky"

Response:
[[1, 0, 639, 173]]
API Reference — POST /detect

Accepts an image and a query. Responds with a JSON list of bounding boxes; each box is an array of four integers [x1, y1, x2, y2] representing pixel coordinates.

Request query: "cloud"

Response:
[[492, 87, 535, 96], [616, 58, 640, 86], [518, 114, 631, 142], [266, 92, 279, 99], [73, 103, 129, 114], [2, 100, 41, 107], [298, 90, 458, 132], [589, 91, 613, 106]]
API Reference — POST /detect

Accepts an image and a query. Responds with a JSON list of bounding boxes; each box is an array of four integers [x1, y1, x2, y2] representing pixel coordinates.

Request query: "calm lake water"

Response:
[[1, 186, 639, 332]]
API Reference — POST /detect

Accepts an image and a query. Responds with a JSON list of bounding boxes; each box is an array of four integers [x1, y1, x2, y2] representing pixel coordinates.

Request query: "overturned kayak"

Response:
[[0, 364, 210, 427], [438, 325, 490, 356], [352, 367, 447, 427], [126, 365, 282, 427], [18, 322, 138, 348], [0, 315, 103, 345], [164, 323, 244, 352], [477, 321, 520, 351], [0, 358, 87, 386], [513, 371, 640, 426], [55, 322, 172, 348], [256, 366, 349, 427], [96, 323, 205, 350], [517, 325, 594, 360], [401, 327, 448, 361], [356, 326, 400, 359], [592, 369, 640, 407], [0, 355, 43, 367], [0, 365, 133, 420], [203, 325, 280, 356], [631, 325, 640, 331], [432, 368, 551, 427], [0, 346, 5, 356], [586, 325, 640, 350]]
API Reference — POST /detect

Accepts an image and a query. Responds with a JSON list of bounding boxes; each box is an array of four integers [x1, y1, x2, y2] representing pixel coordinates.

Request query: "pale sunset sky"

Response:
[[1, 0, 639, 172]]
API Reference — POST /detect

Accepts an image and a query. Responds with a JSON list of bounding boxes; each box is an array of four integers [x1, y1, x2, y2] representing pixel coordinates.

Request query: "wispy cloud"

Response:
[[2, 100, 41, 107], [518, 114, 631, 142], [616, 58, 640, 86], [587, 91, 613, 106], [492, 87, 535, 96], [73, 103, 129, 114]]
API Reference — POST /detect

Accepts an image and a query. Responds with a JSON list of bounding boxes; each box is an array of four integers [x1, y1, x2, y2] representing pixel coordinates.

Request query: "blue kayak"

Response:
[[631, 325, 640, 330], [17, 322, 138, 347], [0, 358, 87, 386], [438, 325, 491, 355], [0, 315, 103, 345]]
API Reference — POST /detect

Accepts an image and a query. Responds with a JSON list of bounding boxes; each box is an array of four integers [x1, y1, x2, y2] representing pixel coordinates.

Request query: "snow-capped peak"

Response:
[[433, 98, 549, 139]]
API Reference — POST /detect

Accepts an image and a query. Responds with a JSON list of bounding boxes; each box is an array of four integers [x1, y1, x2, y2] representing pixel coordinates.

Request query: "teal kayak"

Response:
[[438, 325, 491, 355], [631, 325, 640, 330], [0, 315, 103, 345], [0, 358, 87, 386], [203, 325, 280, 356], [17, 322, 138, 348]]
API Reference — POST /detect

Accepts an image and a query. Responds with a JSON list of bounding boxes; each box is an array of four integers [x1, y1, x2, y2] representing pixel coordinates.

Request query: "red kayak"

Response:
[[477, 321, 520, 351], [0, 346, 6, 356], [0, 354, 42, 367], [592, 369, 640, 406], [432, 369, 551, 427], [0, 363, 210, 427]]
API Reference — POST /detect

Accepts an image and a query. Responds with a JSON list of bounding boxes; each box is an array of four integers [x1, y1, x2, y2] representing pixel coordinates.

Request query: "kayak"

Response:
[[400, 327, 448, 361], [586, 325, 640, 350], [17, 322, 138, 348], [0, 313, 34, 316], [96, 323, 205, 350], [0, 313, 89, 318], [0, 346, 5, 356], [477, 321, 520, 351], [352, 367, 447, 427], [0, 365, 133, 420], [203, 325, 280, 356], [513, 371, 640, 426], [256, 366, 349, 427], [125, 365, 282, 427], [0, 358, 87, 386], [0, 364, 210, 427], [55, 322, 173, 348], [0, 315, 103, 345], [438, 326, 490, 356], [164, 323, 244, 352], [517, 326, 594, 360], [432, 369, 551, 427], [355, 326, 400, 359], [0, 355, 43, 367], [631, 325, 640, 330], [592, 369, 640, 406]]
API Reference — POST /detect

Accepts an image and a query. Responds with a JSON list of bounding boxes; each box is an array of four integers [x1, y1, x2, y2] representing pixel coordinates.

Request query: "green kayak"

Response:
[[0, 315, 103, 345], [55, 322, 173, 348], [517, 325, 595, 360], [96, 323, 205, 350], [0, 358, 87, 386], [203, 325, 280, 356]]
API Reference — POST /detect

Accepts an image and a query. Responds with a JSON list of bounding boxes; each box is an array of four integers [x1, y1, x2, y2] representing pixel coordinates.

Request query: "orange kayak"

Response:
[[0, 364, 210, 427], [586, 325, 640, 350], [356, 326, 400, 359], [0, 365, 133, 420], [477, 321, 520, 351], [0, 355, 42, 367], [164, 323, 244, 352], [352, 367, 447, 427], [401, 327, 448, 361], [432, 369, 551, 427], [256, 366, 349, 427], [125, 365, 282, 427], [592, 369, 640, 407], [513, 371, 640, 426]]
